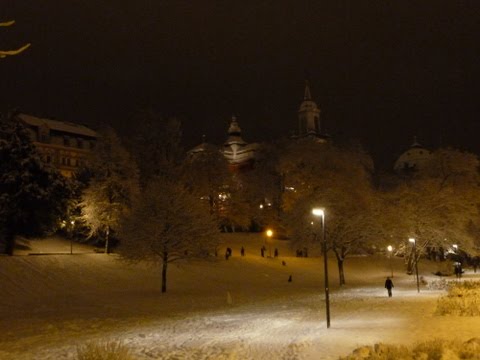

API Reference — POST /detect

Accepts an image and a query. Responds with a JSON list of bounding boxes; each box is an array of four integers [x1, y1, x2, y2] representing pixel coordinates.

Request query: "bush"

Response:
[[436, 281, 480, 316], [76, 340, 134, 360], [426, 278, 451, 290], [339, 338, 480, 360]]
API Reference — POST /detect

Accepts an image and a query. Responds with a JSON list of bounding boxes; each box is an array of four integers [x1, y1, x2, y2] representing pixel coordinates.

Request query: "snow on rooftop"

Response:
[[18, 113, 98, 138]]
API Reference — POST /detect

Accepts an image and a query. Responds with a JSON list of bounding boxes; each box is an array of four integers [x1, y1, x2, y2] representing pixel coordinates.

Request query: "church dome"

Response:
[[394, 137, 432, 173]]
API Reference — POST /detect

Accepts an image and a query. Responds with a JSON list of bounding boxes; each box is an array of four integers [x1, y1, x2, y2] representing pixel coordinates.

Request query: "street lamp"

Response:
[[409, 238, 420, 293], [387, 245, 393, 278], [312, 208, 330, 328], [266, 229, 273, 257], [70, 220, 75, 255]]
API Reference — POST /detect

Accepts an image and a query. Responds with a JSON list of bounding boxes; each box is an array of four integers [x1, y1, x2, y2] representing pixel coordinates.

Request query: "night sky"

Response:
[[1, 1, 480, 169]]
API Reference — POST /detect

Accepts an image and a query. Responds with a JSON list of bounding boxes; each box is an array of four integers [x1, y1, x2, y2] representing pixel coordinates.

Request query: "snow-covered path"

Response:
[[4, 280, 477, 360]]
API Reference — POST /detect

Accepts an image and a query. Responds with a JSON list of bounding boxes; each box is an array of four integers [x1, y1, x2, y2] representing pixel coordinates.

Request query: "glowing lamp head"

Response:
[[70, 220, 75, 225], [409, 238, 415, 244], [452, 244, 458, 250], [266, 229, 273, 238], [312, 208, 324, 217], [387, 245, 393, 252]]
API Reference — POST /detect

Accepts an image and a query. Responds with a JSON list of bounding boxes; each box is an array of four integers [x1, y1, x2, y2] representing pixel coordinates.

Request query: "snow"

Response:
[[1, 233, 479, 359]]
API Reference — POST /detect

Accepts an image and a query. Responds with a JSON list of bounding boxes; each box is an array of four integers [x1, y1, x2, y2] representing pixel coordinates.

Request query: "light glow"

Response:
[[312, 208, 324, 217]]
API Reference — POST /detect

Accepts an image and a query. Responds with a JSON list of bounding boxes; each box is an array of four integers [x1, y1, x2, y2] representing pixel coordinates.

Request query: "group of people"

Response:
[[224, 245, 281, 259]]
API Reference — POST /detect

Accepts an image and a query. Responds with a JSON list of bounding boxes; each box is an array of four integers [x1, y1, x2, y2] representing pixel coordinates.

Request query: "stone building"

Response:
[[17, 113, 98, 177]]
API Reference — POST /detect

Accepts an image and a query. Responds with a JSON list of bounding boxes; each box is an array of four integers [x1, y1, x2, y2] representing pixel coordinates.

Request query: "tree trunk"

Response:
[[333, 248, 346, 286], [161, 251, 168, 293], [337, 258, 346, 286], [104, 226, 110, 254], [3, 226, 15, 256]]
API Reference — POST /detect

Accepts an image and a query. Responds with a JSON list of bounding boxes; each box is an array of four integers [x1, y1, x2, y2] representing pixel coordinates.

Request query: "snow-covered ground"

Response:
[[1, 233, 479, 359]]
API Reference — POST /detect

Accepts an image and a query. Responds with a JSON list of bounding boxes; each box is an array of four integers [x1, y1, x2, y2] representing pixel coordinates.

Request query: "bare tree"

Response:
[[280, 139, 378, 285], [181, 141, 231, 218], [118, 177, 220, 293], [129, 109, 184, 185], [79, 127, 140, 253], [1, 21, 30, 58], [380, 148, 480, 264]]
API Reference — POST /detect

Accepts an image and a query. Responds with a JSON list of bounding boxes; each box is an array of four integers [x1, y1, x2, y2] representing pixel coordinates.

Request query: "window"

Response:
[[63, 136, 70, 146]]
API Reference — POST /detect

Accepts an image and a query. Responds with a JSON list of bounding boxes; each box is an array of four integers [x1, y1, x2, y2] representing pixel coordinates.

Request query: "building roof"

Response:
[[18, 113, 98, 138]]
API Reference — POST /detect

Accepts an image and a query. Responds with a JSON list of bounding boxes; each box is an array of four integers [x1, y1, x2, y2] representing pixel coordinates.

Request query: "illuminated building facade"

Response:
[[17, 113, 98, 178]]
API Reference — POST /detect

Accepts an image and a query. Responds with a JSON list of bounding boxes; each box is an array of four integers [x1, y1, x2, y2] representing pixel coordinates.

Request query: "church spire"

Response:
[[298, 80, 321, 138], [304, 80, 312, 100]]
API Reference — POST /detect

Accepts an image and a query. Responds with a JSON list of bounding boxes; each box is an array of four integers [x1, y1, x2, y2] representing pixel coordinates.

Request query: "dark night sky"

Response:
[[2, 1, 480, 169]]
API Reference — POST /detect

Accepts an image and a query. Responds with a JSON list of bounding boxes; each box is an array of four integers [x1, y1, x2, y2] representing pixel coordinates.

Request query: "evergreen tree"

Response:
[[0, 112, 73, 255], [79, 126, 140, 253]]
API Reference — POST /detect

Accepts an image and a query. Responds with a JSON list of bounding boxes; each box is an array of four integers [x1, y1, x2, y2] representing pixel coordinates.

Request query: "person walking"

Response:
[[241, 246, 245, 256], [385, 277, 394, 297]]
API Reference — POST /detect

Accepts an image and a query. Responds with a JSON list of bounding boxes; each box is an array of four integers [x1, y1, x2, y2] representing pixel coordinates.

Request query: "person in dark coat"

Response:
[[240, 246, 245, 256], [274, 248, 279, 258], [385, 277, 394, 297]]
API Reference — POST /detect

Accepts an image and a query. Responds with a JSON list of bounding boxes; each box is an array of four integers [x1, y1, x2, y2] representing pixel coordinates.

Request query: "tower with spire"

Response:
[[297, 80, 328, 142]]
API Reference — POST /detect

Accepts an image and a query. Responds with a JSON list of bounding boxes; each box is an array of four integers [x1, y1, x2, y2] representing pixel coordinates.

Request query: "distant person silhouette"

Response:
[[385, 277, 394, 297]]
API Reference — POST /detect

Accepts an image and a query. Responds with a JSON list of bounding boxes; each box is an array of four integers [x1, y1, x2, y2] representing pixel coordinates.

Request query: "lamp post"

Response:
[[312, 208, 330, 328], [387, 245, 393, 278], [409, 238, 420, 293], [70, 220, 75, 255], [266, 229, 273, 257]]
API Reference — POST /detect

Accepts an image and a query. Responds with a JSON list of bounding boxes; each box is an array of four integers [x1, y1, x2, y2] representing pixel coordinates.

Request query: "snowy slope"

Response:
[[1, 233, 479, 359]]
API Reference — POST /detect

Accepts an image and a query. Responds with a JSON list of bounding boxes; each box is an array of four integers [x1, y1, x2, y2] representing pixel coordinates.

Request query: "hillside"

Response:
[[1, 233, 479, 359]]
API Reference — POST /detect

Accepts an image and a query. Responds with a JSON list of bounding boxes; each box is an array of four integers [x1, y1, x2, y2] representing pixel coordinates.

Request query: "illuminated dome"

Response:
[[394, 137, 432, 173]]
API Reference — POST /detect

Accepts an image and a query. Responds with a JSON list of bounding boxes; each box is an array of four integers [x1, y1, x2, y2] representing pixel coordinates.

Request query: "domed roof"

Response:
[[394, 137, 432, 172]]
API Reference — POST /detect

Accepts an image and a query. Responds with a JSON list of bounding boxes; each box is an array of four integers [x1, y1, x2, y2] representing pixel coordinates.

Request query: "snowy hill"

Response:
[[1, 233, 479, 359]]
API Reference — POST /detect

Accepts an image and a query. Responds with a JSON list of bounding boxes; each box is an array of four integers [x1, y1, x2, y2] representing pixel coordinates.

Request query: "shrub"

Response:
[[76, 340, 134, 360], [339, 338, 480, 360], [436, 281, 480, 316], [426, 278, 451, 290]]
